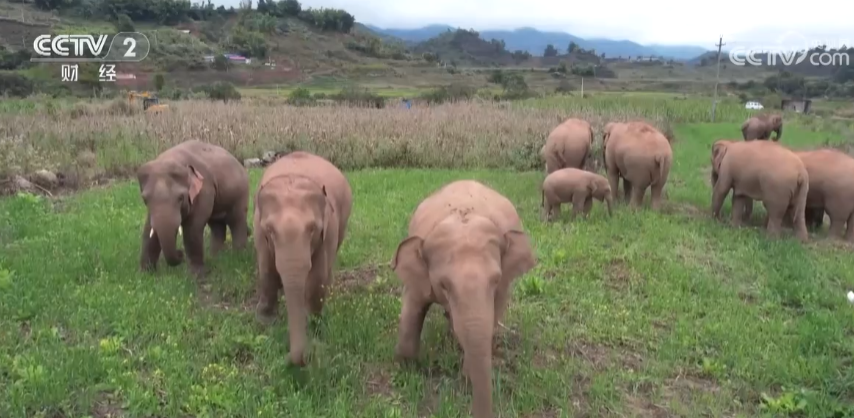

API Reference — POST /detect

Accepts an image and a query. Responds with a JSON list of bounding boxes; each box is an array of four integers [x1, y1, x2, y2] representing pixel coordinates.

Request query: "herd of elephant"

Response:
[[541, 112, 854, 244], [133, 109, 845, 418]]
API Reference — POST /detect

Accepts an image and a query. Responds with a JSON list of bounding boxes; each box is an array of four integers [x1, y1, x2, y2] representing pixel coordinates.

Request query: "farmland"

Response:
[[1, 94, 854, 418]]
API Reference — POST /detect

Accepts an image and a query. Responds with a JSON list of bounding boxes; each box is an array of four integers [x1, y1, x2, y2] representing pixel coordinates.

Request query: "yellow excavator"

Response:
[[128, 91, 169, 113]]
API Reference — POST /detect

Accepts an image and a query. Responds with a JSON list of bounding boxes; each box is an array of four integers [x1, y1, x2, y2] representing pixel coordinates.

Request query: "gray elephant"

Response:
[[742, 114, 783, 141], [137, 140, 250, 279], [541, 118, 594, 173], [602, 121, 673, 210], [391, 180, 537, 418], [253, 151, 353, 367]]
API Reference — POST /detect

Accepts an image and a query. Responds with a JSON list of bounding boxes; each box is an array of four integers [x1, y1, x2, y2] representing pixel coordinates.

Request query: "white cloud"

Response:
[[212, 0, 854, 47]]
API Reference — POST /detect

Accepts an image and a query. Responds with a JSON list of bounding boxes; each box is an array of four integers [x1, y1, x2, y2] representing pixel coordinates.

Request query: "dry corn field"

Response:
[[0, 98, 682, 186]]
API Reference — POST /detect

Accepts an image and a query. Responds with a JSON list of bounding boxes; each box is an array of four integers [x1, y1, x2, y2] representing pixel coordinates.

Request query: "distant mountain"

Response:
[[366, 24, 710, 60]]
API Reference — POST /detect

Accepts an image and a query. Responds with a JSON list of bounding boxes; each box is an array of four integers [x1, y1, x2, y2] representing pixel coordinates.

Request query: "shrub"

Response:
[[201, 82, 241, 102]]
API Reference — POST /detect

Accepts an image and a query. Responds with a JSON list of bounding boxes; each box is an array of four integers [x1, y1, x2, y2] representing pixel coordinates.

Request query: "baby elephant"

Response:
[[541, 168, 613, 221], [391, 180, 537, 418], [253, 151, 353, 367]]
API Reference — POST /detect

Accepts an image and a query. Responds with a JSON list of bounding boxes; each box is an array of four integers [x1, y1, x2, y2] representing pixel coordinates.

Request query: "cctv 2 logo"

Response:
[[31, 32, 150, 62]]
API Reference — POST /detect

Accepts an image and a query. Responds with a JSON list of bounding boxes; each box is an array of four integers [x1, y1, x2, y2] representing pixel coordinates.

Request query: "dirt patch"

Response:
[[336, 265, 381, 289], [364, 363, 395, 398], [566, 340, 645, 372], [623, 393, 670, 418], [662, 202, 705, 218], [91, 391, 125, 418], [604, 259, 636, 290]]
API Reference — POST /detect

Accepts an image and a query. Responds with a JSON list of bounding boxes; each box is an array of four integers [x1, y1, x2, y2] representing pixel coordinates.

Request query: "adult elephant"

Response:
[[710, 139, 809, 241], [791, 148, 854, 240], [137, 140, 250, 279], [391, 180, 537, 418], [602, 120, 673, 210], [541, 118, 594, 173], [742, 113, 783, 141]]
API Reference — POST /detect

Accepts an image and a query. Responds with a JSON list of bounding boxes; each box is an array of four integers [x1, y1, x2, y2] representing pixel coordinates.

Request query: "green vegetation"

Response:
[[2, 117, 854, 417]]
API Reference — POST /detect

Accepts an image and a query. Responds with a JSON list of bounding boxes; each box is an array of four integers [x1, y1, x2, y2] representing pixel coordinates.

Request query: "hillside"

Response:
[[0, 0, 421, 87], [368, 24, 710, 60]]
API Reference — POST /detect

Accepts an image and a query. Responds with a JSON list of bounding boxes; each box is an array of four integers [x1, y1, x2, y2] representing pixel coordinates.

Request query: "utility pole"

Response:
[[711, 36, 726, 122]]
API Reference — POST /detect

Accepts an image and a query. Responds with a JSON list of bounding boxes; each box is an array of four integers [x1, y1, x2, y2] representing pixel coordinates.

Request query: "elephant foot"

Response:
[[288, 350, 307, 367], [189, 264, 207, 281], [394, 343, 420, 364], [255, 304, 278, 326], [139, 260, 157, 272]]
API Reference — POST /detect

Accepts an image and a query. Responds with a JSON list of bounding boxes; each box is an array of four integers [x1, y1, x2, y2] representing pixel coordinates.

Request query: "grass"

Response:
[[2, 117, 854, 417]]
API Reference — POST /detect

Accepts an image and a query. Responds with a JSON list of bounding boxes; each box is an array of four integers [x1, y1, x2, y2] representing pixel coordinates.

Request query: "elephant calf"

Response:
[[792, 148, 854, 241], [391, 180, 537, 418], [710, 139, 809, 242], [541, 117, 594, 174], [137, 140, 250, 279], [541, 167, 613, 221], [603, 121, 673, 210], [253, 151, 353, 367]]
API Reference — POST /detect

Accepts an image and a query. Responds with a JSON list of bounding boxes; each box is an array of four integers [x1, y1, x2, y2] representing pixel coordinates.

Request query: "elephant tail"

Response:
[[654, 154, 670, 183], [541, 187, 545, 208], [792, 171, 809, 224]]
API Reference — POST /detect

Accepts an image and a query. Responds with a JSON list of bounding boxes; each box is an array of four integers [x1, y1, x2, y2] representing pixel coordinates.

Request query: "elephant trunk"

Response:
[[152, 209, 183, 266], [452, 294, 495, 418], [604, 194, 613, 216], [275, 247, 312, 366]]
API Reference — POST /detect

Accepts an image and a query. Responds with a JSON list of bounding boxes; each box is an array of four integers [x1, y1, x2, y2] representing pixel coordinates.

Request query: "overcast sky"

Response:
[[215, 0, 854, 48]]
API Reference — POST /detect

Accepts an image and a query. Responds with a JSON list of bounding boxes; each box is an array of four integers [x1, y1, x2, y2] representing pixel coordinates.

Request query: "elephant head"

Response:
[[589, 177, 613, 216], [391, 215, 536, 418], [710, 140, 732, 186], [766, 114, 783, 140], [256, 176, 329, 365], [137, 160, 205, 266]]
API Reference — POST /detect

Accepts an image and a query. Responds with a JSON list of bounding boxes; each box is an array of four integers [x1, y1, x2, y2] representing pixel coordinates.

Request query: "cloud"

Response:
[[212, 0, 854, 47]]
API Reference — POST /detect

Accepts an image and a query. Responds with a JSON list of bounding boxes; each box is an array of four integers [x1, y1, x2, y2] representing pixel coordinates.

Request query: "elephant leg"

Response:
[[742, 198, 754, 223], [140, 215, 162, 271], [493, 282, 512, 341], [394, 289, 431, 362], [255, 248, 282, 324], [764, 204, 787, 239], [551, 201, 562, 221], [622, 178, 632, 203], [227, 210, 250, 250], [731, 196, 747, 227], [845, 212, 854, 242], [629, 184, 645, 208], [182, 218, 208, 280], [828, 212, 847, 240], [570, 193, 586, 219], [607, 170, 620, 202], [208, 220, 227, 257], [582, 196, 593, 217], [650, 183, 665, 211]]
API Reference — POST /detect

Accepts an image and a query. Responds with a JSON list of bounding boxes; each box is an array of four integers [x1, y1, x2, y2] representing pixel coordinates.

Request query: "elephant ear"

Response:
[[587, 179, 598, 195], [187, 165, 204, 205], [391, 236, 433, 298], [711, 142, 728, 173], [500, 230, 537, 281]]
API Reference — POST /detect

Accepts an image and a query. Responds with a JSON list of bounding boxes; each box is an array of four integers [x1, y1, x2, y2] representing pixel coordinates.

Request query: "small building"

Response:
[[781, 98, 812, 114]]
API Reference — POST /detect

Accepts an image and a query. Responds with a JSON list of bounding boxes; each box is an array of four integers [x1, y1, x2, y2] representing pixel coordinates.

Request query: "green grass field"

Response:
[[1, 122, 853, 417]]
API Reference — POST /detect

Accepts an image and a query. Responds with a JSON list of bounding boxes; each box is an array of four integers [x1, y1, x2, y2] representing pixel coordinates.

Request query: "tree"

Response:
[[114, 13, 135, 32], [544, 44, 558, 57], [154, 74, 165, 91], [567, 41, 579, 54]]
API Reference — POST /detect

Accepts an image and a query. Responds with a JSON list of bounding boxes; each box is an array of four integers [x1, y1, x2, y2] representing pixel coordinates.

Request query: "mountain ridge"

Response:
[[365, 24, 710, 61]]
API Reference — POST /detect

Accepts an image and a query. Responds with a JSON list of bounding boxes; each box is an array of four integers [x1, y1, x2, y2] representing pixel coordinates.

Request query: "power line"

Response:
[[711, 36, 726, 122]]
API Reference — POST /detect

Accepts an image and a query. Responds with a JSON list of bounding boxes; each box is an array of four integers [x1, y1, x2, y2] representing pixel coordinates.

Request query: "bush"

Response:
[[201, 82, 241, 102], [114, 13, 135, 32], [331, 87, 384, 108], [419, 84, 477, 104], [0, 73, 34, 97], [287, 87, 317, 106]]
